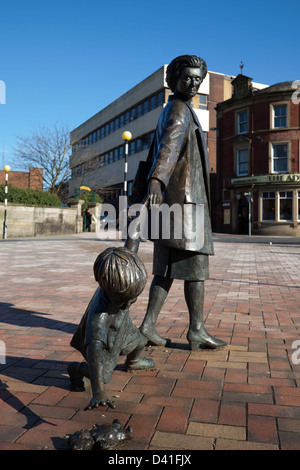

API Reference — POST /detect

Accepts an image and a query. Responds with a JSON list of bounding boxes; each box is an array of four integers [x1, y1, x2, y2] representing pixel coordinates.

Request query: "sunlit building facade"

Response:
[[216, 75, 300, 235]]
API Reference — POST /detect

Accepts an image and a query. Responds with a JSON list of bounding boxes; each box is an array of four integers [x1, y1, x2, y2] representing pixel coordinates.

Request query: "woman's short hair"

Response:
[[166, 55, 207, 93], [93, 247, 147, 305]]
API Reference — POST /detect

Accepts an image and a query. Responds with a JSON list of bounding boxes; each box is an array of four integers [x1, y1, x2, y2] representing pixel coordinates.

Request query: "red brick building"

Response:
[[0, 167, 43, 191], [216, 75, 300, 235]]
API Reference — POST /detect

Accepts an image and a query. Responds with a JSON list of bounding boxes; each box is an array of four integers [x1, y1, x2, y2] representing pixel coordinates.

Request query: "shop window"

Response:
[[223, 189, 231, 202], [273, 104, 287, 128], [262, 192, 275, 221], [279, 191, 293, 221], [237, 148, 249, 176], [272, 143, 288, 173], [237, 111, 248, 134]]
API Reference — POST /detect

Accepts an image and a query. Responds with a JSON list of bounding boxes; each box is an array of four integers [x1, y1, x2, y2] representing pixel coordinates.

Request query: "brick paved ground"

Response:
[[0, 232, 299, 451]]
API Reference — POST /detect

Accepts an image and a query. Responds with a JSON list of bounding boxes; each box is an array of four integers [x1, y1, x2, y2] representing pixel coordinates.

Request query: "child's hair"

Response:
[[93, 247, 147, 306]]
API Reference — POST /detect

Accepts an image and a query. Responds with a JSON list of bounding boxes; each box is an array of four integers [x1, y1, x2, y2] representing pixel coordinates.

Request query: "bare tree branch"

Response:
[[13, 123, 71, 193]]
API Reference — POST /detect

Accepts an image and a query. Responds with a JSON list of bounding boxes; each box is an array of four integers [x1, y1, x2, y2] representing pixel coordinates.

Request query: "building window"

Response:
[[237, 148, 249, 176], [237, 111, 248, 134], [273, 104, 287, 128], [130, 108, 136, 121], [279, 191, 293, 220], [124, 111, 130, 125], [272, 143, 289, 173], [137, 103, 143, 118], [136, 138, 142, 153], [144, 99, 149, 114], [199, 94, 207, 110], [157, 90, 164, 106], [150, 95, 156, 111], [113, 148, 119, 161], [262, 192, 275, 221], [129, 140, 135, 156]]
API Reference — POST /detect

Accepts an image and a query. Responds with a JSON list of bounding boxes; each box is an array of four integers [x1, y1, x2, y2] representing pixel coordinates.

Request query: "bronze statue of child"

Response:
[[68, 246, 154, 409]]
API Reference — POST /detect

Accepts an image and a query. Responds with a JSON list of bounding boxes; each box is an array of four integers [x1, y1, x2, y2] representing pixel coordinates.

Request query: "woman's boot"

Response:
[[184, 280, 227, 350]]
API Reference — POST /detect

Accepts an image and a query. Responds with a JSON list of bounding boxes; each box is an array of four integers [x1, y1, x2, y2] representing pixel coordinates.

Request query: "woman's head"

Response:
[[166, 55, 207, 93]]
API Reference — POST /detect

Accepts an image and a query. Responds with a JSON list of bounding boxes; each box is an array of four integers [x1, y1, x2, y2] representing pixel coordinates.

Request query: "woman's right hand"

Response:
[[148, 178, 163, 207]]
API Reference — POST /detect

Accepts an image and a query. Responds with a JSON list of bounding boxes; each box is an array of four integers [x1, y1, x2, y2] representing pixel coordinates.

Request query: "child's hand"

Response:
[[85, 393, 115, 410]]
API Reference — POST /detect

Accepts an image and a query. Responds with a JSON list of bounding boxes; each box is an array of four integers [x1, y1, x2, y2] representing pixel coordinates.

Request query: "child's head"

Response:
[[93, 247, 147, 308]]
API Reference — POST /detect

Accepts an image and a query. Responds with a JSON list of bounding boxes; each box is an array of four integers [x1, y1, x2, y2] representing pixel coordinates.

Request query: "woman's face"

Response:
[[175, 67, 203, 100]]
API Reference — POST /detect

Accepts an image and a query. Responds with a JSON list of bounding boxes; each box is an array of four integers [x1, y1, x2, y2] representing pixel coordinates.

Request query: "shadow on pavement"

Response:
[[0, 302, 76, 334]]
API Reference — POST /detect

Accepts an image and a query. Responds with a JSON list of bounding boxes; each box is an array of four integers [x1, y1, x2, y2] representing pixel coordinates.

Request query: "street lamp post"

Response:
[[2, 165, 11, 239], [122, 131, 132, 198], [120, 131, 132, 238]]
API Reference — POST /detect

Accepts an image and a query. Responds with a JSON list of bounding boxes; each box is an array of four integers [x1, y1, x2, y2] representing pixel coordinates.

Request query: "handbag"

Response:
[[129, 139, 154, 205]]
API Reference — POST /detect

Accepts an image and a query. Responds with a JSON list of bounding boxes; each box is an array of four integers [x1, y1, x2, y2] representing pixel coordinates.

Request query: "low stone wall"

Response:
[[0, 202, 84, 238]]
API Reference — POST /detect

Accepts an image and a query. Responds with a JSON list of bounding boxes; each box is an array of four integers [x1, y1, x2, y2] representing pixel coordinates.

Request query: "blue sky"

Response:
[[1, 0, 299, 170]]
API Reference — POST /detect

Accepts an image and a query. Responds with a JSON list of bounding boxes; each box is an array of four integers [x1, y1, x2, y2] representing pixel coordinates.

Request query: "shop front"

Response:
[[230, 173, 300, 236]]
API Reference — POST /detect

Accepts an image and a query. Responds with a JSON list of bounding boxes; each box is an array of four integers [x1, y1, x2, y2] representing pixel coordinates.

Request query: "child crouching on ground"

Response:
[[68, 247, 154, 410]]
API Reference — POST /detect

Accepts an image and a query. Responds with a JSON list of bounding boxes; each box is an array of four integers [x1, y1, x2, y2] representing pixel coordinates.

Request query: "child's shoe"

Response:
[[124, 357, 155, 371]]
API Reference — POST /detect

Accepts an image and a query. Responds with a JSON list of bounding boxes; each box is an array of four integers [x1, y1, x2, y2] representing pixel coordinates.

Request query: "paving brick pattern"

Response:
[[0, 233, 299, 450]]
